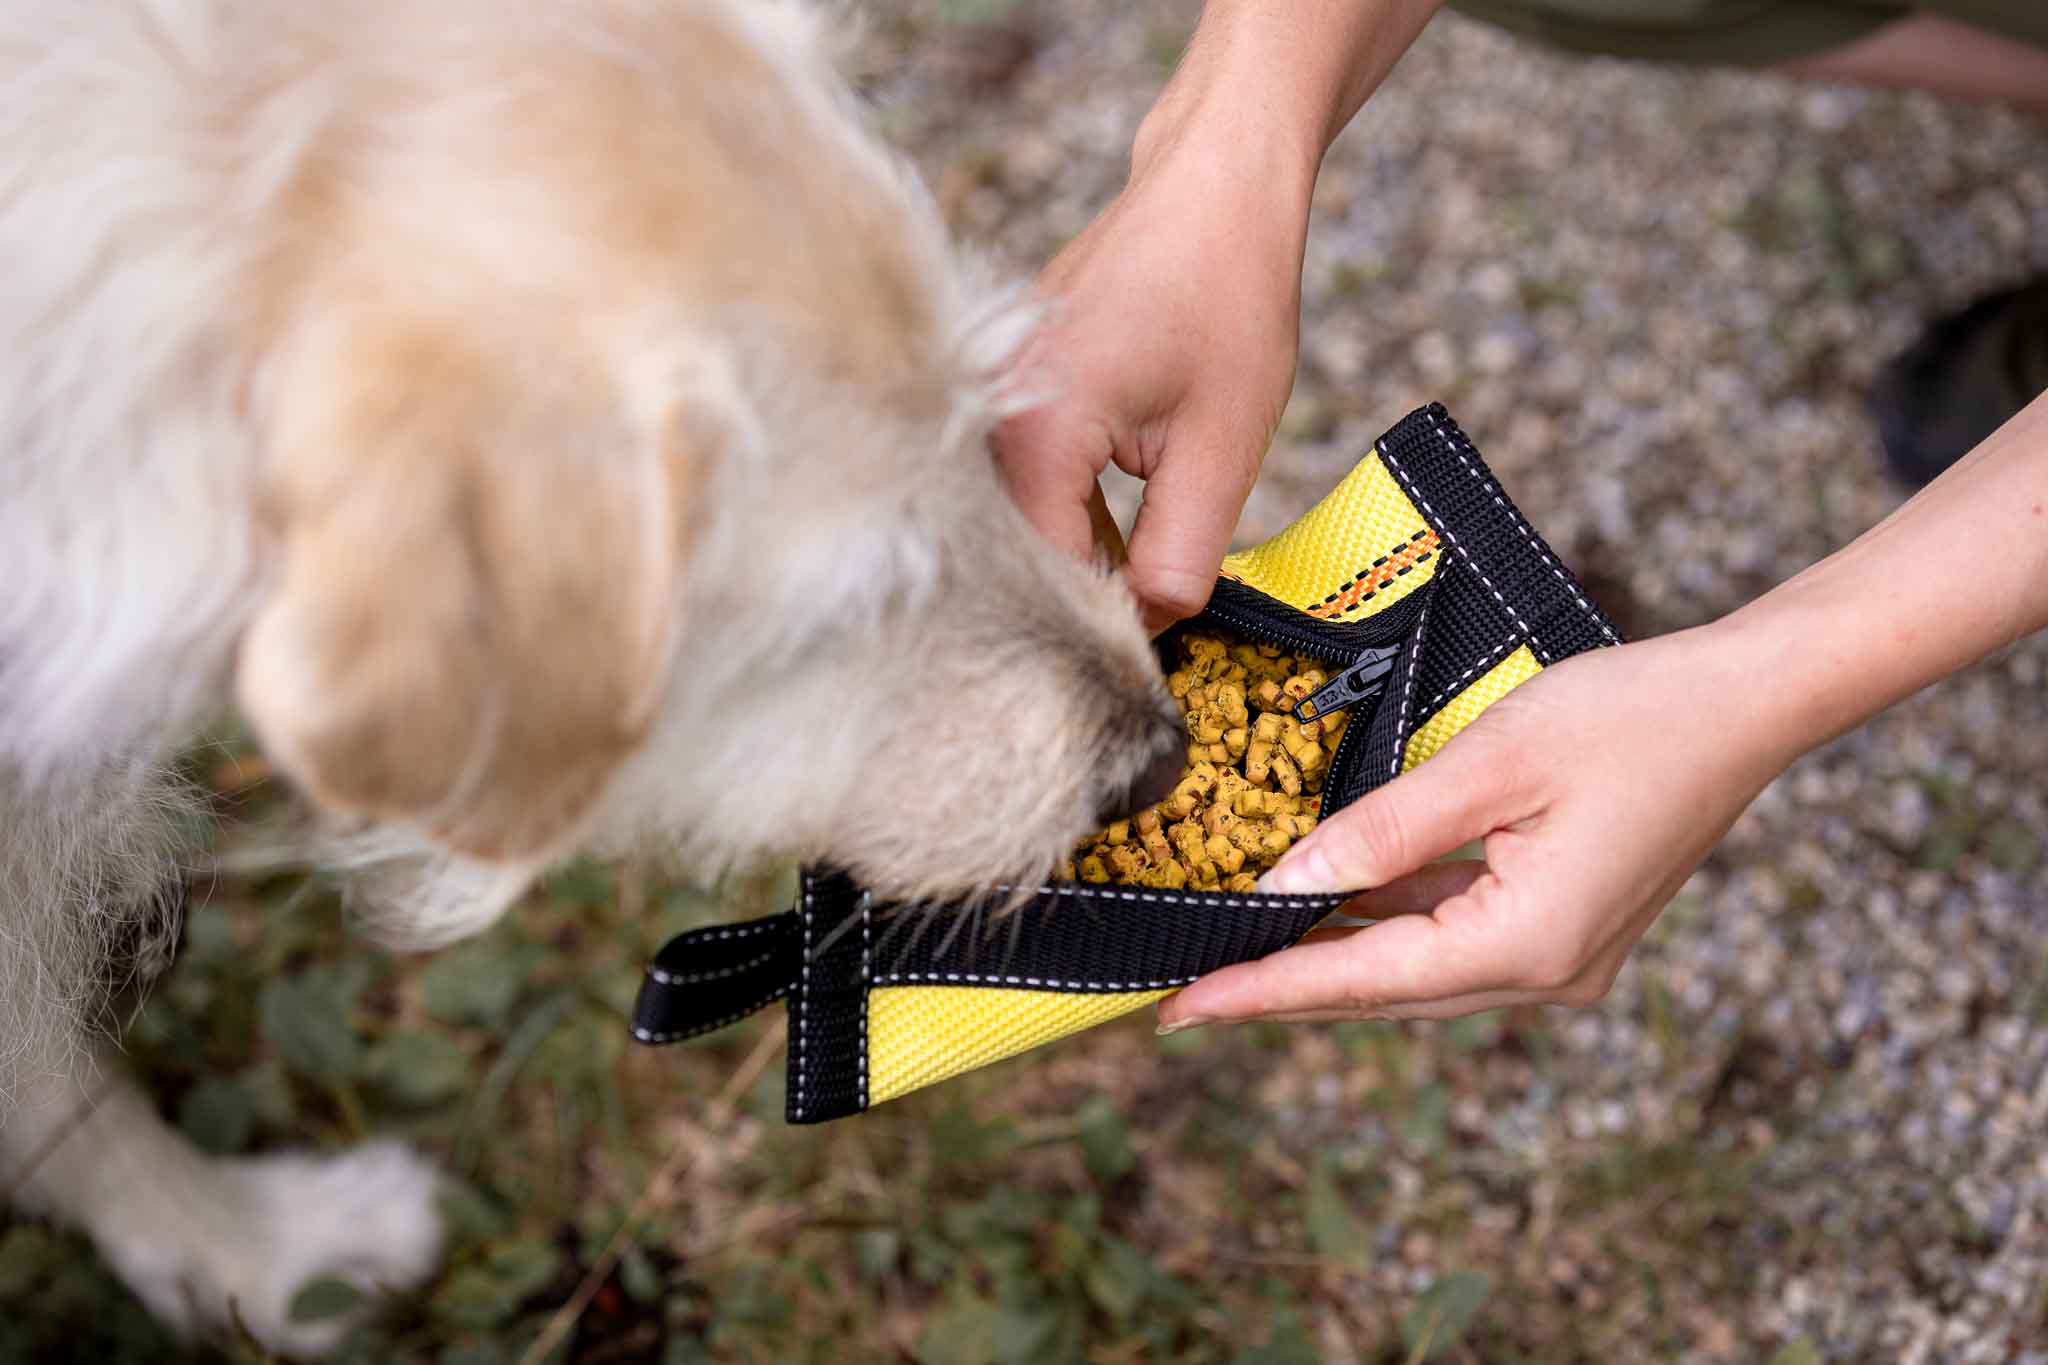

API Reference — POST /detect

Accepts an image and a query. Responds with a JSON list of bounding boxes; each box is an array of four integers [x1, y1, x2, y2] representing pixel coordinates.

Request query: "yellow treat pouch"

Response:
[[631, 404, 1621, 1122]]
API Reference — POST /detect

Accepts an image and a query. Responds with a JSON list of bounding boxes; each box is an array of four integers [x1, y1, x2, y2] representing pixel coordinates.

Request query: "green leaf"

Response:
[[1081, 1237, 1154, 1324], [176, 1076, 253, 1155], [1913, 826, 1971, 873], [619, 1247, 663, 1304], [420, 937, 544, 1029], [855, 1228, 901, 1282], [1401, 1270, 1494, 1360], [434, 1266, 526, 1330], [1768, 1341, 1823, 1365], [1305, 1160, 1365, 1262], [431, 1238, 560, 1331], [239, 1059, 299, 1129], [288, 1275, 366, 1323], [484, 1239, 563, 1303], [259, 968, 365, 1085], [992, 1304, 1069, 1364], [1075, 1098, 1135, 1183], [365, 1031, 472, 1107], [916, 1296, 1001, 1364], [1230, 1310, 1320, 1365], [1403, 1083, 1451, 1153], [436, 1178, 511, 1248]]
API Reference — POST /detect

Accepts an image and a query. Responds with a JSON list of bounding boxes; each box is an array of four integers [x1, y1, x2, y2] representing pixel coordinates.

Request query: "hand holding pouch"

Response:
[[631, 403, 1622, 1122]]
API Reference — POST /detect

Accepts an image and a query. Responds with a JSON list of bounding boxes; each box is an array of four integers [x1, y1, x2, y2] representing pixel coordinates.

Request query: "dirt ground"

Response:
[[5, 4, 2047, 1363]]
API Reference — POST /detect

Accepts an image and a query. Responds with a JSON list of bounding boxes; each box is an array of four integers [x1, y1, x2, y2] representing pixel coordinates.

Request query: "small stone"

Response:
[[1410, 330, 1458, 381], [1471, 329, 1524, 375]]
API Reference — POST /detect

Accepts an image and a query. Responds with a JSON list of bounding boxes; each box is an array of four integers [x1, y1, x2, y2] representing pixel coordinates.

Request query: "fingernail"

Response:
[[1155, 1016, 1210, 1036], [1258, 841, 1331, 894]]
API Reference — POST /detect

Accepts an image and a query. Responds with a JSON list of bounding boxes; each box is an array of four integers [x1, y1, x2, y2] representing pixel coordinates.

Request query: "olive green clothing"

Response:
[[1444, 0, 2048, 68]]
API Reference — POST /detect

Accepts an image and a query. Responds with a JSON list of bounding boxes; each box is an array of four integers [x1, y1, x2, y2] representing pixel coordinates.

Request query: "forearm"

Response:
[[1718, 389, 2048, 764], [1132, 0, 1445, 201]]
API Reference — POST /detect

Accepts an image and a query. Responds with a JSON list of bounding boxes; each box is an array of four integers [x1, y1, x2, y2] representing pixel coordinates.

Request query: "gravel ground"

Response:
[[870, 5, 2048, 1360], [10, 9, 2043, 1364]]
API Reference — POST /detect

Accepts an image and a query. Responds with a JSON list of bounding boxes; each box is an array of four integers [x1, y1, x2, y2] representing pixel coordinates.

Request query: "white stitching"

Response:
[[631, 985, 788, 1045], [871, 970, 1200, 991], [1379, 434, 1536, 660], [985, 884, 1346, 911], [1436, 420, 1620, 648], [646, 949, 778, 987], [1390, 597, 1431, 779], [857, 893, 871, 1111], [1433, 419, 1622, 654], [1418, 635, 1520, 715], [672, 920, 781, 944], [794, 879, 813, 1121]]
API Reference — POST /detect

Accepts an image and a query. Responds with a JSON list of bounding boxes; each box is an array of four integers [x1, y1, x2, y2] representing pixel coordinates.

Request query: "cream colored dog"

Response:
[[0, 0, 1180, 1352]]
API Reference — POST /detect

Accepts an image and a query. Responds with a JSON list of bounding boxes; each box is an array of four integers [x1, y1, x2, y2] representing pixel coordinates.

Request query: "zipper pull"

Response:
[[1291, 643, 1402, 724]]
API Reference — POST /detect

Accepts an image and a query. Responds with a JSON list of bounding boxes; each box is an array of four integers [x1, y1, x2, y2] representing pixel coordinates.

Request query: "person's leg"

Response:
[[1775, 12, 2048, 115]]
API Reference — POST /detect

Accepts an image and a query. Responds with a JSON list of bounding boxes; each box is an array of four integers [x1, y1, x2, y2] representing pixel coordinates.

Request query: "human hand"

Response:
[[995, 113, 1314, 633], [1156, 626, 1800, 1026]]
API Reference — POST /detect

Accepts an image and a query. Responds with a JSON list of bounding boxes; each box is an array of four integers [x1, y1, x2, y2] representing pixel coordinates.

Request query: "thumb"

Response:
[[1258, 723, 1524, 894]]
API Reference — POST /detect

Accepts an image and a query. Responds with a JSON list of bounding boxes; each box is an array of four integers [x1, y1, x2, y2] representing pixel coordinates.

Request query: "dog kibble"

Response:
[[1068, 631, 1349, 891]]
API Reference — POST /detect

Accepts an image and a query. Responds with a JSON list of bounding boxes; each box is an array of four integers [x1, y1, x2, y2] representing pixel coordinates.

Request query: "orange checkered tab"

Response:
[[631, 404, 1623, 1123]]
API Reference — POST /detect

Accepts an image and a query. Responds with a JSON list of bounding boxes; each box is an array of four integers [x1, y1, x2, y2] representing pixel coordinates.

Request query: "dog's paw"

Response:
[[106, 1139, 445, 1358]]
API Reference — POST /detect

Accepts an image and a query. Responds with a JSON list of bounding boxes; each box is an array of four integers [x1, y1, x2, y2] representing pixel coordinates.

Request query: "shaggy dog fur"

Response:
[[0, 0, 1179, 1351]]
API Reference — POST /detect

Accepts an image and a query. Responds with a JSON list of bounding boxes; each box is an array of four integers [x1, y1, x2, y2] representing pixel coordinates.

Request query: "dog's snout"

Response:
[[1097, 728, 1185, 826]]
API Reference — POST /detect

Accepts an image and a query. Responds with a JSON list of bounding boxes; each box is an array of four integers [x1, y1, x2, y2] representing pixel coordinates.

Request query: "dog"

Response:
[[0, 0, 1182, 1352]]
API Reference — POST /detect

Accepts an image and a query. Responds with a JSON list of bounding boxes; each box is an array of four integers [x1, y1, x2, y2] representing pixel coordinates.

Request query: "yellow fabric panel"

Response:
[[866, 985, 1171, 1106], [1220, 453, 1437, 620], [1401, 644, 1542, 771]]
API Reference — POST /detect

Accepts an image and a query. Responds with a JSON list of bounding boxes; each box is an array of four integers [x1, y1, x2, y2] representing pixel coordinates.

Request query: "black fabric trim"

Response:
[[787, 870, 872, 1123], [863, 882, 1350, 993], [1375, 405, 1623, 671]]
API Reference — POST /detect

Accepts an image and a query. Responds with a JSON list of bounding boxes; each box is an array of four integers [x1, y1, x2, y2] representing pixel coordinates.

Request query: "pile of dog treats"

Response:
[[1062, 633, 1348, 892]]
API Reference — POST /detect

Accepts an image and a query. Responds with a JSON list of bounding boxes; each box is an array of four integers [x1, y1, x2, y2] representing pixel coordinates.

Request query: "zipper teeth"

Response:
[[1319, 708, 1367, 821], [1194, 600, 1363, 664]]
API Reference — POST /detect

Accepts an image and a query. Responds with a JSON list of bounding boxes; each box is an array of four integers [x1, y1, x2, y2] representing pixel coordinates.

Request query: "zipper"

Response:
[[1193, 590, 1417, 821], [1194, 596, 1361, 661], [1289, 644, 1402, 724], [1194, 596, 1403, 724]]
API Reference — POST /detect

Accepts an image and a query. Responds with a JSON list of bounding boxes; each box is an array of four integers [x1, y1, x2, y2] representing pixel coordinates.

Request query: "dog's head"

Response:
[[235, 0, 1180, 941]]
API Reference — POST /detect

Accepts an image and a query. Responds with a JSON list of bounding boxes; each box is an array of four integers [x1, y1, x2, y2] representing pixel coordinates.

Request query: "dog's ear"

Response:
[[238, 316, 698, 861]]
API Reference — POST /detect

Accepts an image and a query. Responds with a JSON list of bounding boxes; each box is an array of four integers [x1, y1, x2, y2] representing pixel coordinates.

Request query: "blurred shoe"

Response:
[[1871, 275, 2048, 488]]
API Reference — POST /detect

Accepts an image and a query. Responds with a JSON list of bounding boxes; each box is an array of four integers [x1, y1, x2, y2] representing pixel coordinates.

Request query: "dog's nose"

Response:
[[1097, 741, 1185, 826]]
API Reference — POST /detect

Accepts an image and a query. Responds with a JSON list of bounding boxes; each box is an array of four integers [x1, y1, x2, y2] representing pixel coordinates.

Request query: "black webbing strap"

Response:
[[629, 912, 797, 1044], [632, 870, 1351, 1122], [1375, 404, 1622, 673]]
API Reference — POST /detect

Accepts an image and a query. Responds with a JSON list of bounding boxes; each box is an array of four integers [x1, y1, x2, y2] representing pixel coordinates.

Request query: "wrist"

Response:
[[1684, 608, 1842, 776], [1134, 0, 1443, 178], [1129, 72, 1321, 227]]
